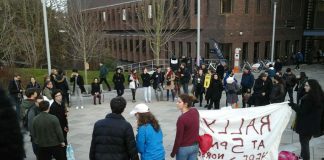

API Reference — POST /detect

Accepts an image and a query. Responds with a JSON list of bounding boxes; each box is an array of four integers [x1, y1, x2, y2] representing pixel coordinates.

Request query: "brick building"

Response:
[[80, 0, 306, 66]]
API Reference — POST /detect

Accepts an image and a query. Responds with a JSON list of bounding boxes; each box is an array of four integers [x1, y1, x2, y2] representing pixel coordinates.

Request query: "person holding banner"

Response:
[[171, 94, 199, 160], [289, 79, 324, 160]]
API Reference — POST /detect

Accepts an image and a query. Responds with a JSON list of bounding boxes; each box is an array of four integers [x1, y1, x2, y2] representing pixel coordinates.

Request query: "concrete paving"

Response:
[[23, 64, 324, 160]]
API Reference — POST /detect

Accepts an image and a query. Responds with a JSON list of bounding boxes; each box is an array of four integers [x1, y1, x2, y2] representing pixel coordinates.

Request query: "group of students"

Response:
[[90, 94, 200, 160]]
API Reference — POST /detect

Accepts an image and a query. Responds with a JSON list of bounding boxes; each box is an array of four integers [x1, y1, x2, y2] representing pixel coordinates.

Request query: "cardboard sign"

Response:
[[204, 74, 212, 88], [198, 103, 292, 160]]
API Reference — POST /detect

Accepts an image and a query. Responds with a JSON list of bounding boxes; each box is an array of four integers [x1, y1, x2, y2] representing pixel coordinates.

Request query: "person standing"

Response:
[[91, 78, 101, 105], [289, 79, 324, 160], [26, 77, 41, 90], [89, 97, 139, 160], [164, 67, 176, 102], [43, 81, 53, 100], [225, 77, 239, 108], [0, 88, 25, 160], [295, 51, 303, 70], [193, 69, 204, 107], [70, 69, 85, 109], [270, 75, 286, 103], [21, 88, 38, 127], [130, 103, 165, 160], [152, 66, 164, 101], [274, 58, 283, 73], [179, 63, 190, 94], [113, 68, 125, 97], [216, 63, 225, 81], [240, 67, 254, 108], [171, 94, 199, 159], [50, 89, 68, 157], [141, 68, 152, 103], [99, 63, 111, 91], [128, 69, 139, 102], [206, 74, 223, 110], [8, 73, 23, 120], [251, 73, 268, 106], [32, 101, 66, 160], [52, 69, 70, 108], [295, 72, 308, 104], [283, 68, 297, 102]]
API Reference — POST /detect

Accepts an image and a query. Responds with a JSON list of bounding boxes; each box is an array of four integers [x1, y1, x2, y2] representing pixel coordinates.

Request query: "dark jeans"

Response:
[[93, 94, 101, 104], [295, 61, 300, 69], [194, 90, 204, 106], [38, 145, 66, 160], [131, 89, 136, 100], [116, 89, 124, 96], [99, 78, 111, 91], [182, 83, 189, 94], [285, 87, 294, 103], [299, 134, 312, 160], [166, 89, 175, 101], [209, 99, 220, 110], [241, 86, 251, 108]]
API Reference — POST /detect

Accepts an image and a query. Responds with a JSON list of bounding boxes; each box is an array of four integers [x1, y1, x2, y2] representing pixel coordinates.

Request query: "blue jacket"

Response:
[[136, 124, 165, 160], [241, 71, 254, 89]]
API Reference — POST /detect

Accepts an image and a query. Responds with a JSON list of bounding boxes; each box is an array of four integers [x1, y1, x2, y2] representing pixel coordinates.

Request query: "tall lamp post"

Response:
[[42, 0, 51, 75], [197, 0, 201, 66], [270, 0, 278, 63]]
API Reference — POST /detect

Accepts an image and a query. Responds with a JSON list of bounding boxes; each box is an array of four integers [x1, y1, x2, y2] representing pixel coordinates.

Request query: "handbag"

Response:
[[278, 151, 299, 160], [66, 144, 75, 160]]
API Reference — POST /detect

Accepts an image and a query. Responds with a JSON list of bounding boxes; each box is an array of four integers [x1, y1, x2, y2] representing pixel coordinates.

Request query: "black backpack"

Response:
[[22, 107, 35, 130]]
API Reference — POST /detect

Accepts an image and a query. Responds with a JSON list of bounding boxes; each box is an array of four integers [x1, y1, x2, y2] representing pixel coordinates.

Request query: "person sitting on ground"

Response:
[[91, 78, 101, 105]]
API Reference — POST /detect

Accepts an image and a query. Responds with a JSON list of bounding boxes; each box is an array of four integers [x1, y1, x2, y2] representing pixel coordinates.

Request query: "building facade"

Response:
[[81, 0, 305, 66]]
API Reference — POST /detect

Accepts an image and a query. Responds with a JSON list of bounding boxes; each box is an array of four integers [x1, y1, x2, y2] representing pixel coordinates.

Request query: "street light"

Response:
[[197, 0, 201, 66], [42, 0, 51, 75], [270, 0, 278, 63]]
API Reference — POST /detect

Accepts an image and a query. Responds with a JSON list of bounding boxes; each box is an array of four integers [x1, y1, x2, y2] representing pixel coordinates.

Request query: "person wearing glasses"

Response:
[[50, 89, 69, 158]]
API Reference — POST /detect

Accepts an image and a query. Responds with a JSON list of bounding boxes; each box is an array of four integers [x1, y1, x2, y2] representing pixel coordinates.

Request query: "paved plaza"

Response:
[[24, 64, 324, 160]]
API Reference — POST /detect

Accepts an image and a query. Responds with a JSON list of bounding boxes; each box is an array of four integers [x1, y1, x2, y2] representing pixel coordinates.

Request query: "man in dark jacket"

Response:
[[151, 66, 164, 101], [53, 69, 70, 107], [99, 63, 111, 91], [8, 74, 23, 119], [70, 69, 86, 94], [50, 89, 68, 157], [112, 68, 125, 96], [240, 67, 254, 108], [274, 58, 283, 72], [90, 97, 139, 160], [179, 63, 191, 94], [282, 68, 297, 102]]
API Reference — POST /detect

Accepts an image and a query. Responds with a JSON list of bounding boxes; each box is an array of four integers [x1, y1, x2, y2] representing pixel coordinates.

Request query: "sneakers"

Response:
[[76, 106, 79, 109], [76, 106, 84, 109], [132, 100, 136, 103], [80, 106, 84, 109]]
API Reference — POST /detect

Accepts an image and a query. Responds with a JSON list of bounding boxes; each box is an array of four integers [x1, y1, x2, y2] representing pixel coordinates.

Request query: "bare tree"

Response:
[[136, 0, 190, 65], [60, 0, 107, 84]]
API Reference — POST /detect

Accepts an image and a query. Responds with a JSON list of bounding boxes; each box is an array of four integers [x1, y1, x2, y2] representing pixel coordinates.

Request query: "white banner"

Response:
[[198, 103, 292, 160]]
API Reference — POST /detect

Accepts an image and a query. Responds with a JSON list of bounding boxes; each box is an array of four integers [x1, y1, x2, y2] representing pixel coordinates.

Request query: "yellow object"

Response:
[[204, 74, 211, 88]]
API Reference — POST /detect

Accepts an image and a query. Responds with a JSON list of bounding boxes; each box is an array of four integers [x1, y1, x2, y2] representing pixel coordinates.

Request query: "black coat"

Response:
[[89, 113, 139, 160], [206, 79, 223, 100], [8, 79, 23, 100], [49, 101, 68, 139], [250, 78, 268, 106], [270, 83, 285, 103], [141, 73, 151, 87], [70, 75, 86, 93], [26, 82, 41, 90], [53, 75, 69, 93], [291, 94, 324, 136], [113, 73, 125, 90], [151, 71, 164, 89], [179, 68, 190, 84], [91, 83, 101, 95]]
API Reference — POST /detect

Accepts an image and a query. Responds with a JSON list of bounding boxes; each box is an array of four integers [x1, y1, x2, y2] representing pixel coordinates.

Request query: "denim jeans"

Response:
[[155, 83, 164, 101], [144, 86, 152, 102], [176, 144, 199, 160], [182, 83, 189, 94], [299, 134, 312, 160]]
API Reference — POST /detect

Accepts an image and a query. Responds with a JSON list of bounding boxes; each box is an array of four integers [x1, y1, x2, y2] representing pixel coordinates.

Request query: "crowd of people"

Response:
[[1, 60, 324, 160]]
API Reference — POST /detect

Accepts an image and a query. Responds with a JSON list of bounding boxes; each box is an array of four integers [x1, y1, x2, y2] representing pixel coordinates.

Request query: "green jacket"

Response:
[[32, 112, 64, 147], [43, 87, 53, 100], [20, 99, 35, 120], [99, 65, 108, 78]]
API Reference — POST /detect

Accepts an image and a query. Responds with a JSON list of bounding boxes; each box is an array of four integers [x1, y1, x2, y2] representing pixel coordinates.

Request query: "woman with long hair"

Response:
[[289, 79, 324, 160], [295, 72, 308, 104], [91, 78, 101, 105], [130, 103, 165, 160], [171, 94, 199, 160], [207, 74, 223, 109], [113, 68, 125, 97], [164, 67, 175, 101], [128, 69, 139, 102], [270, 75, 285, 103]]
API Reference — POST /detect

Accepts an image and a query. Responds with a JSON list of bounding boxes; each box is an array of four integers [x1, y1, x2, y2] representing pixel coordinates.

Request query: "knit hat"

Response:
[[130, 103, 150, 115]]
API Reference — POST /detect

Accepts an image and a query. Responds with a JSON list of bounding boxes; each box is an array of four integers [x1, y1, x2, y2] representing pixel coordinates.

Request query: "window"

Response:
[[294, 40, 300, 53], [285, 40, 291, 57], [130, 40, 133, 52], [136, 40, 140, 52], [165, 43, 169, 59], [128, 7, 132, 20], [254, 42, 260, 63], [171, 41, 176, 54], [268, 0, 272, 14], [148, 5, 152, 19], [242, 42, 248, 61], [275, 41, 281, 59], [244, 0, 249, 14], [183, 0, 190, 16], [194, 0, 198, 15], [122, 9, 126, 21], [256, 0, 261, 14], [142, 40, 146, 53], [187, 42, 191, 57], [207, 0, 210, 15], [289, 0, 293, 15], [205, 43, 210, 58], [124, 39, 127, 50], [103, 12, 106, 22], [265, 41, 270, 59], [221, 0, 233, 14], [179, 42, 183, 56]]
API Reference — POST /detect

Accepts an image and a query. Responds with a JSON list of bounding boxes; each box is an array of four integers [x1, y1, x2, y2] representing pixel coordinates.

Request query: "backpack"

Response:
[[22, 107, 35, 130]]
